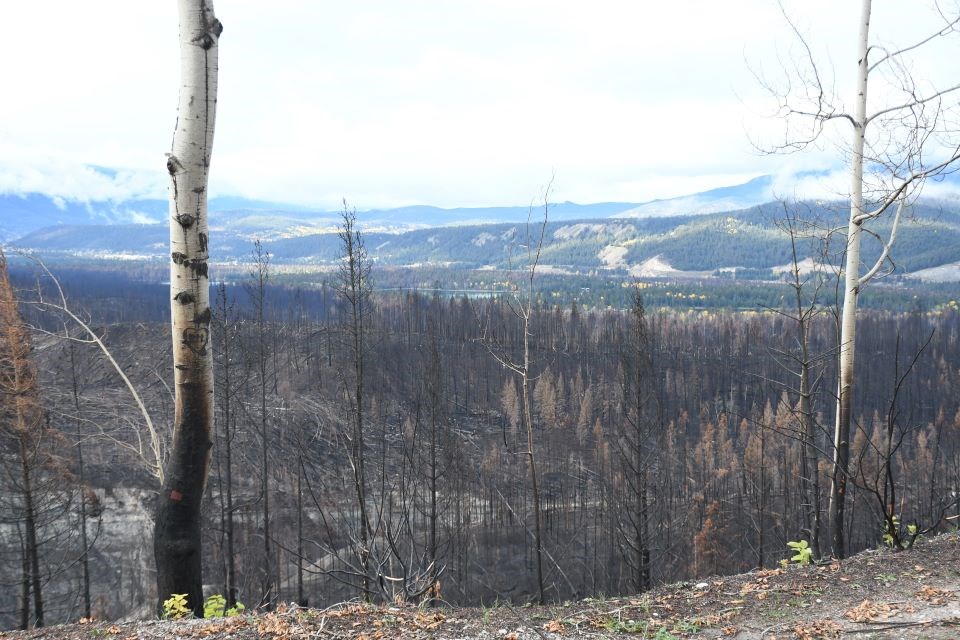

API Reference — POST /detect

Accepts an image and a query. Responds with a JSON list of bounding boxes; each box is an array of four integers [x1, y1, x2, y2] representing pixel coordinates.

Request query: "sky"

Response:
[[1, 1, 958, 210]]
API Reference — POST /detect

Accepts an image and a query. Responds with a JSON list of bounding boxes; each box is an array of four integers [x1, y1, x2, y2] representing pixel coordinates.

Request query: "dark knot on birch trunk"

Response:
[[165, 154, 184, 175], [175, 214, 196, 229]]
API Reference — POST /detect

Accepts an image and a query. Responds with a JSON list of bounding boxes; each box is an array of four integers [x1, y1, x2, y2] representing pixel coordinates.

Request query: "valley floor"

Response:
[[4, 532, 960, 639]]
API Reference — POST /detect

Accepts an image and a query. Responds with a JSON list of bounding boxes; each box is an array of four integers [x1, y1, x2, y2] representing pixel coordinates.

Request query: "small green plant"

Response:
[[204, 594, 226, 618], [634, 596, 652, 615], [874, 572, 897, 586], [881, 516, 921, 548], [162, 593, 190, 619], [600, 616, 687, 638], [203, 593, 245, 618], [671, 619, 700, 635], [786, 539, 812, 565], [480, 598, 502, 624], [882, 515, 901, 546]]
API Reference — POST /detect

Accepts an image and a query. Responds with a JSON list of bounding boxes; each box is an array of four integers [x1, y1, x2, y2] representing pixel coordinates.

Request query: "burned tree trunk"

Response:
[[336, 204, 374, 601], [0, 250, 47, 628], [154, 0, 221, 618]]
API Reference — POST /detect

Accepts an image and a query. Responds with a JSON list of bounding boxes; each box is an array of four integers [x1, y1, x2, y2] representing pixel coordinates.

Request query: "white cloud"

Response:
[[0, 151, 166, 202], [779, 170, 850, 203], [1, 1, 958, 208], [921, 179, 960, 201]]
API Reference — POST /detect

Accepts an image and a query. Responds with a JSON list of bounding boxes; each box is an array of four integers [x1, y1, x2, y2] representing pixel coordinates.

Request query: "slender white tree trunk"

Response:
[[154, 0, 221, 617], [829, 0, 870, 560]]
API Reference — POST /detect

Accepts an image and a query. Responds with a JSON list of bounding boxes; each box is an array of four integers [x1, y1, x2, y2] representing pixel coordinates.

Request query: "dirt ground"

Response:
[[3, 532, 959, 639]]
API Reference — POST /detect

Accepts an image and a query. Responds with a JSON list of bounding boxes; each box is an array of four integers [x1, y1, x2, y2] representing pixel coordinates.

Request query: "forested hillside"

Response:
[[3, 260, 959, 628], [13, 201, 960, 282]]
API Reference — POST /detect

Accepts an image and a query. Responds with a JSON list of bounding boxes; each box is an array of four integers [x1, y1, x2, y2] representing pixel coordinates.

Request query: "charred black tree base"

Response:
[[154, 380, 212, 618]]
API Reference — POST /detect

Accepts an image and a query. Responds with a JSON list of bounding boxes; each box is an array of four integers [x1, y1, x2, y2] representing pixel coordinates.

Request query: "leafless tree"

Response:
[[478, 185, 551, 604], [212, 282, 240, 607], [246, 239, 276, 609], [335, 202, 375, 601], [615, 288, 659, 591], [765, 208, 835, 560], [757, 0, 960, 558], [25, 258, 164, 482]]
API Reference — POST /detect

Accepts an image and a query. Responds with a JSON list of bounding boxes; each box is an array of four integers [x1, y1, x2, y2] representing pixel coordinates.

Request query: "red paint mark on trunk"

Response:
[[169, 490, 183, 502]]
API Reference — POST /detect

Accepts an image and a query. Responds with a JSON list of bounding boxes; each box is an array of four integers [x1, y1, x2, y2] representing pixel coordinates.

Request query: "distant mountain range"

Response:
[[6, 171, 960, 281], [0, 193, 312, 241], [11, 200, 960, 282], [612, 175, 777, 218], [0, 173, 792, 243]]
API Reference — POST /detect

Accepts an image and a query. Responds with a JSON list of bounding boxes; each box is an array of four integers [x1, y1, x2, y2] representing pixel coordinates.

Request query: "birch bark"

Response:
[[154, 0, 221, 617], [828, 0, 870, 561]]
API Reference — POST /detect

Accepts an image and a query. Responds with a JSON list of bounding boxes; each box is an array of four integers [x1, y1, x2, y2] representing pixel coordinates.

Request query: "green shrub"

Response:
[[203, 593, 245, 618], [162, 593, 190, 619], [786, 540, 812, 566]]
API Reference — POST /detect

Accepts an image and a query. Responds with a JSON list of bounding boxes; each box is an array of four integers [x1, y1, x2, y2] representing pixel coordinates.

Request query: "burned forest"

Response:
[[2, 249, 960, 628]]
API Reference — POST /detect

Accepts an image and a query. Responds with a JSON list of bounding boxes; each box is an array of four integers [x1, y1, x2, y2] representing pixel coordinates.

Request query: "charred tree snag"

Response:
[[154, 0, 221, 618], [0, 250, 46, 628]]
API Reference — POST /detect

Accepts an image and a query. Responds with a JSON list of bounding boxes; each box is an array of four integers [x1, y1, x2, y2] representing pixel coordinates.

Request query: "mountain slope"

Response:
[[613, 174, 776, 218], [14, 201, 960, 280]]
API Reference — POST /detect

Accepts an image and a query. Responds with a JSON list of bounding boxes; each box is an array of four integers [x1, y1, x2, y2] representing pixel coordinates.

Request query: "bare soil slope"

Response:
[[4, 532, 959, 639]]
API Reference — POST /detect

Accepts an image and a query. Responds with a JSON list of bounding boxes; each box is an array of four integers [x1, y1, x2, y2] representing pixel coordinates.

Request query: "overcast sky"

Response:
[[0, 1, 957, 209]]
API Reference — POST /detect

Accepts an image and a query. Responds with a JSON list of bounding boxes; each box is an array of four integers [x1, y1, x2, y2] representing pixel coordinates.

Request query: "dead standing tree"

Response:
[[479, 189, 550, 605], [757, 0, 960, 558], [27, 258, 165, 482], [615, 288, 659, 592], [211, 282, 240, 608], [850, 329, 947, 550], [154, 0, 222, 616], [335, 203, 375, 601], [0, 250, 46, 628], [246, 240, 275, 609], [765, 209, 834, 561]]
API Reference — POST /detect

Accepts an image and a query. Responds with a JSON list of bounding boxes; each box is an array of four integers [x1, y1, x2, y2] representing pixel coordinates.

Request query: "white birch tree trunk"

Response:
[[828, 0, 871, 560], [154, 0, 221, 617], [764, 0, 960, 561]]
